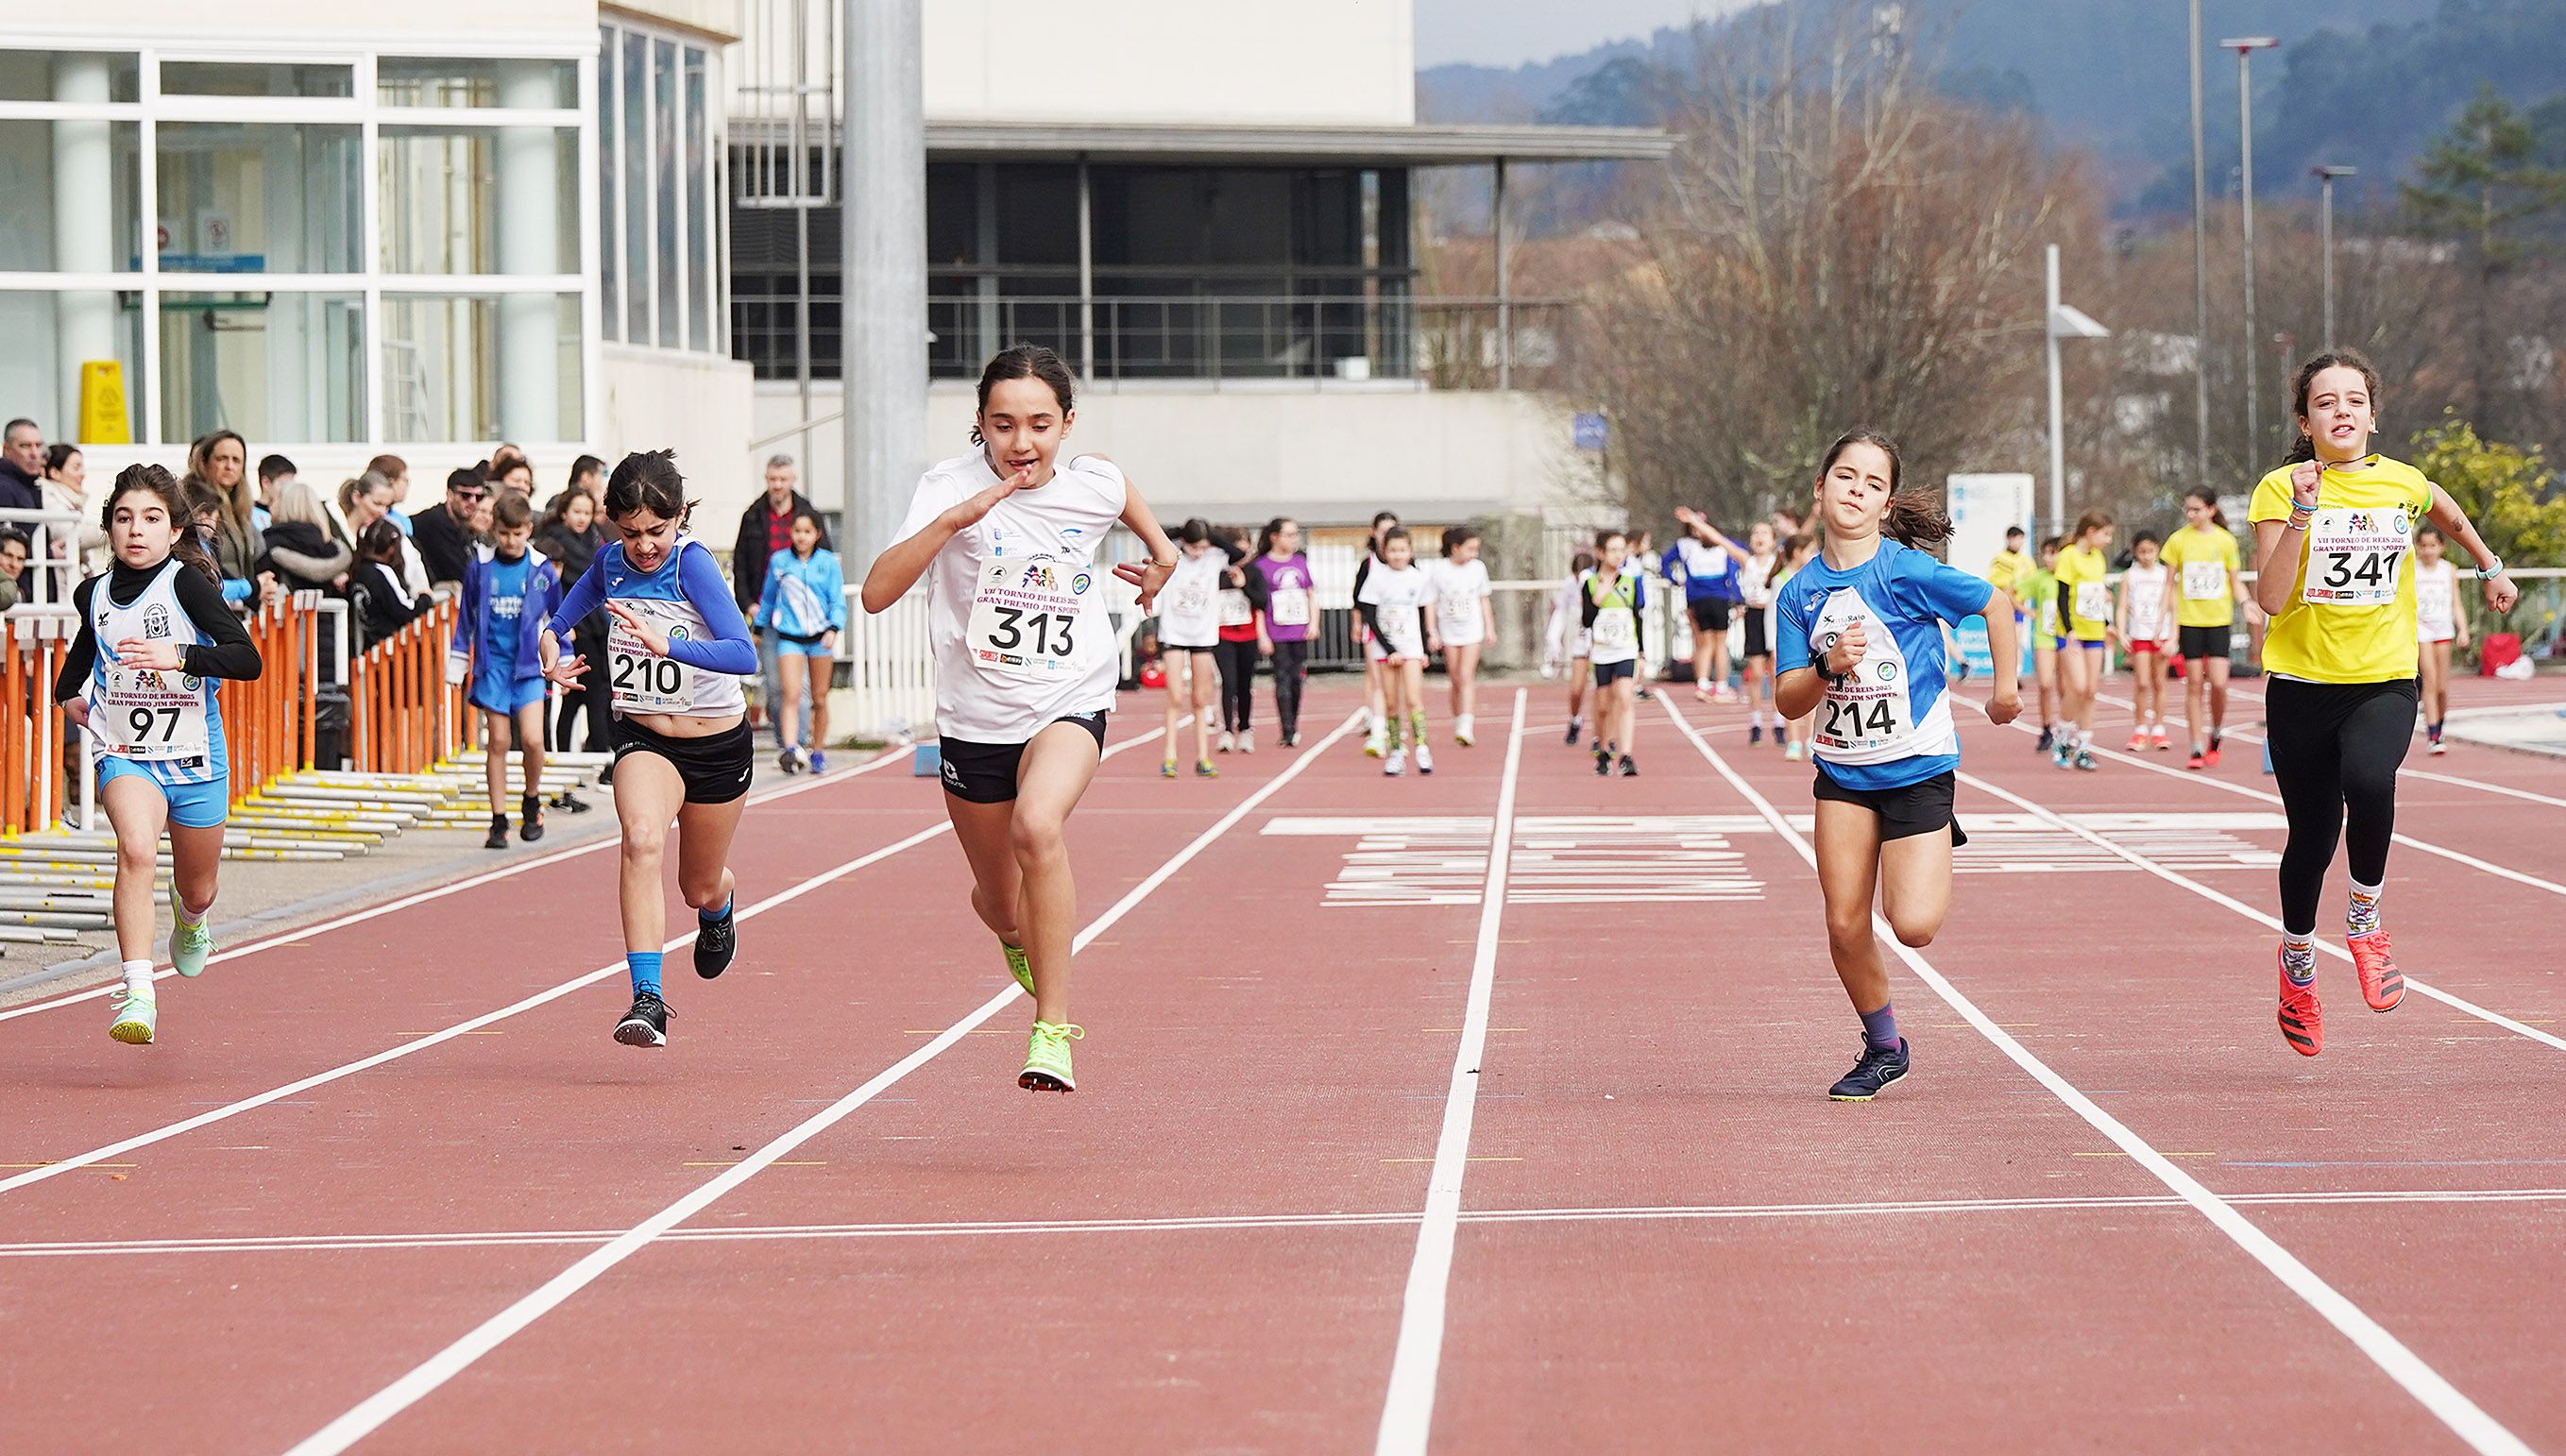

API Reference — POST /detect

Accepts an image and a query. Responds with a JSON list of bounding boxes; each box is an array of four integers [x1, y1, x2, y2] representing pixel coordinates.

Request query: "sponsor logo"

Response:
[[2390, 511, 2410, 534], [2348, 511, 2376, 533], [1071, 571, 1093, 595], [1021, 563, 1059, 592], [1878, 662, 1898, 682]]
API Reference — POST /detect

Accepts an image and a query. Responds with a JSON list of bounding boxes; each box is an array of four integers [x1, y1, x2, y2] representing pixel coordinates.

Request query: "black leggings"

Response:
[[2266, 676, 2415, 935], [1215, 638, 1259, 732], [1270, 639, 1309, 737]]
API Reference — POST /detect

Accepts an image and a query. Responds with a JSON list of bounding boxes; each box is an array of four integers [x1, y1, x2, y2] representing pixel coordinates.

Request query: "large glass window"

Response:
[[0, 51, 139, 104], [598, 28, 620, 343], [0, 119, 143, 272], [160, 61, 354, 99], [382, 293, 582, 442], [378, 58, 576, 109], [157, 122, 362, 273], [0, 290, 144, 442], [379, 127, 579, 275], [620, 31, 648, 344], [685, 47, 713, 352], [158, 292, 365, 443], [594, 21, 719, 357], [653, 40, 680, 349]]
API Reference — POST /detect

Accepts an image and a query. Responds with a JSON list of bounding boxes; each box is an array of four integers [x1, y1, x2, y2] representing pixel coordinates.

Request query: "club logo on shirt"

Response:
[[144, 604, 171, 639], [2390, 511, 2410, 535], [1071, 571, 1093, 595], [669, 624, 693, 645], [1877, 662, 1898, 683]]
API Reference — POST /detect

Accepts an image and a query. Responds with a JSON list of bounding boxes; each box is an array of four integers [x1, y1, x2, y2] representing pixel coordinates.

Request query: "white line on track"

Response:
[[284, 710, 1368, 1456], [1374, 689, 1526, 1456], [0, 724, 1172, 1194], [1952, 769, 2566, 1056], [1660, 698, 2534, 1456], [2089, 688, 2566, 811], [19, 1186, 2566, 1259]]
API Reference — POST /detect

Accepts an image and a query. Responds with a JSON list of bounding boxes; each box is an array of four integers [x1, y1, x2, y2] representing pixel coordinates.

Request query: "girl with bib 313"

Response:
[[2250, 348, 2514, 1056], [1775, 431, 2019, 1101], [57, 466, 265, 1045], [862, 346, 1178, 1092], [539, 451, 761, 1049]]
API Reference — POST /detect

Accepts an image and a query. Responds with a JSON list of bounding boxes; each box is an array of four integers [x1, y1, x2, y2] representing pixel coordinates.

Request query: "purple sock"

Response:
[[1860, 1003, 1900, 1051]]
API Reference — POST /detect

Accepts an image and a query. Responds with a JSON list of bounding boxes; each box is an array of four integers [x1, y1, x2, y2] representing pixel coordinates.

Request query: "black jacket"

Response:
[[732, 491, 828, 611], [256, 519, 353, 593], [0, 458, 41, 513], [537, 521, 608, 649], [350, 561, 433, 650], [411, 504, 476, 587]]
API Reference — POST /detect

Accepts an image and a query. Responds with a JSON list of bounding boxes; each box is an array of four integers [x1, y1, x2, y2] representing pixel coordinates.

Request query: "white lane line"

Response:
[[284, 711, 1368, 1456], [1973, 696, 2566, 906], [0, 724, 1175, 1195], [2091, 688, 2566, 811], [1661, 698, 2533, 1456], [1375, 690, 1526, 1456], [22, 1186, 2566, 1259], [1953, 770, 2566, 1056]]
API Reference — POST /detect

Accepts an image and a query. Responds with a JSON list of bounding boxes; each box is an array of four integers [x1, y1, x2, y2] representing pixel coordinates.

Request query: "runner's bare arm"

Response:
[[1113, 477, 1180, 612], [861, 470, 1026, 613], [1981, 588, 2021, 724]]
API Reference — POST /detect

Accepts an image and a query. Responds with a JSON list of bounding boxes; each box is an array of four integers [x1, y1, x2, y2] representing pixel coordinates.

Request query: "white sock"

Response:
[[122, 958, 154, 990], [1368, 711, 1385, 735], [174, 896, 207, 927]]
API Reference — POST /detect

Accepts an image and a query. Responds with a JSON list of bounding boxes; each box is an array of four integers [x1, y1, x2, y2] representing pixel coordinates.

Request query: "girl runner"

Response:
[[862, 345, 1177, 1092], [1250, 517, 1315, 748], [2162, 488, 2247, 768], [1546, 549, 1598, 745], [2050, 511, 2114, 770], [1213, 528, 1265, 753], [1667, 513, 1742, 702], [1771, 531, 1820, 760], [1674, 509, 1781, 737], [2414, 524, 2467, 754], [752, 507, 845, 774], [1773, 430, 2020, 1100], [538, 450, 760, 1048], [2116, 531, 2175, 751], [1429, 525, 1494, 745], [1155, 517, 1226, 778], [57, 466, 265, 1045], [453, 490, 560, 847], [1356, 526, 1436, 775], [2024, 537, 2064, 753], [2250, 347, 2515, 1056], [1581, 529, 1646, 776], [1354, 511, 1401, 756]]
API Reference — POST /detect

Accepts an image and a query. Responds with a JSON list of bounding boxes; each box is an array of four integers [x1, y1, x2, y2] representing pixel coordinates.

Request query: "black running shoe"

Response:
[[1619, 753, 1638, 776], [615, 990, 669, 1047], [519, 793, 545, 843], [1828, 1039, 1911, 1101], [1594, 747, 1611, 776], [694, 906, 738, 979], [1565, 720, 1582, 746], [484, 813, 509, 850]]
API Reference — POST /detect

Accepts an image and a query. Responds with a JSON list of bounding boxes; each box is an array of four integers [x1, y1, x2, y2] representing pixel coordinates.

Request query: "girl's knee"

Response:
[[620, 822, 668, 867], [1011, 812, 1065, 866], [1890, 916, 1940, 949]]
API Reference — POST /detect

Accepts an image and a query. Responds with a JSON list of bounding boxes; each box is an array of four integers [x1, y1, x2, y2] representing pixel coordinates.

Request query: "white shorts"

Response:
[[1367, 636, 1387, 664], [1569, 629, 1593, 659]]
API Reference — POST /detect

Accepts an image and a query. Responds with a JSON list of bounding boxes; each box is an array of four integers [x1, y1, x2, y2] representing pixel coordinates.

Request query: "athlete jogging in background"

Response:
[[2116, 531, 2174, 751], [2050, 512, 2114, 770], [862, 345, 1179, 1092], [59, 465, 265, 1046], [1545, 549, 1598, 745], [1249, 517, 1314, 748], [1354, 511, 1400, 757], [1770, 531, 1820, 760], [2021, 537, 2063, 753], [1155, 518, 1225, 779], [1581, 529, 1646, 777], [2249, 347, 2516, 1057], [1775, 430, 2018, 1102], [2413, 524, 2467, 755], [2162, 488, 2248, 769], [1666, 509, 1744, 703], [1357, 526, 1436, 776]]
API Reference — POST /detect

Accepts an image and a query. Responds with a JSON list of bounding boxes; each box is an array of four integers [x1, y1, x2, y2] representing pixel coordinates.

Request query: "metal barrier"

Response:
[[349, 598, 467, 774]]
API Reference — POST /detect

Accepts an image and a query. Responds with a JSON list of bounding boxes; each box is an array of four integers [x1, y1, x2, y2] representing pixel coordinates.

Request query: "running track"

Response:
[[3, 677, 2563, 1452]]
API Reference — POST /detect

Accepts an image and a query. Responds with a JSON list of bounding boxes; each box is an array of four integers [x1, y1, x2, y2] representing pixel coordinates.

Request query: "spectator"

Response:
[[335, 471, 430, 600], [0, 418, 44, 514], [255, 453, 297, 530], [186, 481, 271, 607], [41, 442, 107, 588], [489, 442, 528, 482], [410, 465, 486, 589], [348, 517, 433, 650], [535, 487, 609, 758], [732, 453, 826, 750], [567, 453, 605, 503], [255, 481, 353, 593], [0, 526, 27, 609], [187, 430, 264, 600], [365, 452, 415, 537], [490, 454, 535, 498]]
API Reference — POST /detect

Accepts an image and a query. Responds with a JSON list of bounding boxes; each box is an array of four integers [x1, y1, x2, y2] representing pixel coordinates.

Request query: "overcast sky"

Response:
[[1413, 0, 1759, 68]]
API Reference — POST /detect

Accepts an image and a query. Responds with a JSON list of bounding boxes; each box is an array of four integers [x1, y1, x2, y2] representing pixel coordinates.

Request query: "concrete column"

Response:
[[497, 59, 564, 439], [53, 53, 117, 437], [841, 0, 926, 565]]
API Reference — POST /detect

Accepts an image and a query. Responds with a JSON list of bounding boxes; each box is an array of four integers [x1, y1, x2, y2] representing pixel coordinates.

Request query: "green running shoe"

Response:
[[108, 984, 157, 1045], [1001, 941, 1035, 996], [1019, 1019, 1084, 1092], [168, 889, 212, 977]]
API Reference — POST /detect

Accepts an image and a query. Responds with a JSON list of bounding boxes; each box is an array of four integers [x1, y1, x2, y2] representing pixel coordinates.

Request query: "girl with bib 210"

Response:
[[57, 466, 265, 1046], [1775, 431, 2020, 1101], [862, 346, 1179, 1092], [539, 451, 761, 1049], [2249, 348, 2515, 1057]]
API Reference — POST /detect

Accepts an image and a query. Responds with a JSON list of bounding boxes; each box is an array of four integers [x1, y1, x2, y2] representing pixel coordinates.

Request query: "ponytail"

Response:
[[2184, 487, 2229, 531], [1883, 490, 1953, 549]]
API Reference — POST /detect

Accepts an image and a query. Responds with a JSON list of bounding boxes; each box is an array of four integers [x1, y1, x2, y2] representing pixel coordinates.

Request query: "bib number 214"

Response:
[[1821, 696, 1895, 742]]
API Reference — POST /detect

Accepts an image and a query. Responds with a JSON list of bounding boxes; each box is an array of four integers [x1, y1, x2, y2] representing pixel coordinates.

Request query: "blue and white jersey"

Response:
[[553, 536, 756, 719], [1669, 537, 1740, 602], [88, 558, 225, 785], [756, 546, 847, 639], [1776, 539, 1995, 790]]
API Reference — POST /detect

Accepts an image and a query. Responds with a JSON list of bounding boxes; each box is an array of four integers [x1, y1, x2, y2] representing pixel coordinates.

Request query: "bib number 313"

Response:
[[967, 555, 1089, 680]]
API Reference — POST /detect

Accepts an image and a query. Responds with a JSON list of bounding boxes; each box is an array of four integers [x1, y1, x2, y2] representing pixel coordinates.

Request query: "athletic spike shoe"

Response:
[[777, 746, 802, 775], [168, 888, 212, 977], [1620, 753, 1639, 776], [1384, 747, 1406, 777], [484, 813, 510, 849], [2153, 724, 2173, 751], [615, 990, 670, 1047], [1240, 730, 1256, 753], [108, 985, 157, 1045], [2277, 957, 2323, 1057], [1002, 941, 1035, 996], [807, 752, 828, 773], [1196, 760, 1219, 778], [1749, 724, 1764, 745], [1020, 1019, 1084, 1092], [2188, 752, 2206, 770], [1364, 728, 1387, 758], [1564, 719, 1582, 747], [1828, 1039, 1911, 1101], [1160, 758, 1179, 780], [694, 902, 738, 979], [1783, 741, 1805, 762], [2050, 740, 2071, 770], [1594, 746, 1611, 777], [2072, 749, 2098, 771], [1415, 744, 1435, 775], [2035, 727, 2054, 752], [1281, 732, 1299, 749], [2125, 732, 2148, 752], [2206, 736, 2223, 768], [1453, 717, 1474, 747], [2349, 930, 2405, 1012], [519, 793, 545, 843], [1217, 730, 1234, 753]]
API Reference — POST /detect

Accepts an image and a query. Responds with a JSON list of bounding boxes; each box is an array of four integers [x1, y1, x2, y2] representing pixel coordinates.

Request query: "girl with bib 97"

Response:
[[862, 346, 1179, 1092], [2249, 348, 2515, 1057], [57, 466, 265, 1046], [540, 451, 760, 1049], [1775, 431, 2020, 1101]]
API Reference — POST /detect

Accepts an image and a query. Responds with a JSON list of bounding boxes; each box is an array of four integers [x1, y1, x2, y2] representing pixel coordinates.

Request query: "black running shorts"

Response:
[[1811, 768, 1968, 846], [940, 713, 1109, 804], [612, 715, 756, 804]]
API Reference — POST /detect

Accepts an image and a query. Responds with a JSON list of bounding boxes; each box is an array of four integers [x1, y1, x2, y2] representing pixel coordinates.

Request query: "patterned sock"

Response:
[[1860, 1003, 1900, 1051], [2282, 935, 2317, 984], [1409, 710, 1427, 742], [628, 950, 664, 998], [2347, 878, 2383, 938], [699, 893, 734, 927]]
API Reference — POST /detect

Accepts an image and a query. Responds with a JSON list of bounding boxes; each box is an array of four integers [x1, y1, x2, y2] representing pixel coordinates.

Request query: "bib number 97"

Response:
[[128, 706, 181, 743], [984, 606, 1075, 657]]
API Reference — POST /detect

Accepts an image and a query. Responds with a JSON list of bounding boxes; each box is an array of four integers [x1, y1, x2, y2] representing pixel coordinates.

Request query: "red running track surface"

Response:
[[2, 679, 2562, 1453]]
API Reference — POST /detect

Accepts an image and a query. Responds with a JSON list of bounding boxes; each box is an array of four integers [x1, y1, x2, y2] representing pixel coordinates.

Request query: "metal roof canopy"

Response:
[[721, 119, 1674, 166]]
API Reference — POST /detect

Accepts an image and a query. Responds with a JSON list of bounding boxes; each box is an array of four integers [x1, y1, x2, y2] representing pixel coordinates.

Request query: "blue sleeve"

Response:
[[453, 556, 482, 655], [821, 551, 847, 630], [221, 576, 251, 604], [1907, 554, 1998, 627], [754, 556, 782, 630], [1776, 584, 1812, 672], [671, 543, 759, 674], [549, 555, 607, 637]]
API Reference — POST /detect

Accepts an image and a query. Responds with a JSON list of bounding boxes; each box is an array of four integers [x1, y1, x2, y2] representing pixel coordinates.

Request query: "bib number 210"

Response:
[[614, 654, 685, 698]]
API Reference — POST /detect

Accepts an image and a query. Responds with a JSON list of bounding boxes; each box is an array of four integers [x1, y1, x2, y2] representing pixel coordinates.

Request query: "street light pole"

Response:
[[2188, 0, 2210, 495], [2046, 243, 2112, 533], [2314, 164, 2357, 349], [2224, 37, 2280, 460]]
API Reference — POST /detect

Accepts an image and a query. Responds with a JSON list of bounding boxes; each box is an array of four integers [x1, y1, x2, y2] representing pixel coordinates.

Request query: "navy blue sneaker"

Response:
[[1828, 1039, 1911, 1101]]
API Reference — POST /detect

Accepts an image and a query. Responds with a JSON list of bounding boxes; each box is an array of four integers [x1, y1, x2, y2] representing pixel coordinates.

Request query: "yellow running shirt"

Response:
[[2248, 454, 2436, 684], [1985, 548, 2033, 598], [2053, 543, 2111, 641], [2158, 525, 2242, 630]]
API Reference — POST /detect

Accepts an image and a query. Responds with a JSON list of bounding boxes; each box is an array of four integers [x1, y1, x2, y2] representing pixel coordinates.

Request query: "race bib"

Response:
[[2303, 508, 2410, 606], [2182, 561, 2227, 601], [1217, 588, 1253, 628], [2039, 593, 2062, 637], [966, 554, 1090, 680], [92, 664, 211, 762], [2417, 576, 2456, 639], [1593, 609, 1636, 651], [1810, 592, 1916, 755], [2128, 579, 2167, 633], [2073, 581, 2109, 624], [1268, 586, 1310, 628], [1168, 579, 1213, 620], [608, 606, 700, 714], [1437, 592, 1479, 629]]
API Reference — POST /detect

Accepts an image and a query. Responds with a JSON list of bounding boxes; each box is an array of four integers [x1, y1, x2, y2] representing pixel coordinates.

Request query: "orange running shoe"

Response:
[[2349, 930, 2405, 1011], [2125, 732, 2149, 752], [2277, 953, 2323, 1057]]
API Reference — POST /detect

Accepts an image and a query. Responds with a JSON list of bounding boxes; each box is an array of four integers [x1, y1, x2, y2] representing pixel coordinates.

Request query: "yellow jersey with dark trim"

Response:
[[2247, 454, 2435, 684], [2158, 525, 2242, 630]]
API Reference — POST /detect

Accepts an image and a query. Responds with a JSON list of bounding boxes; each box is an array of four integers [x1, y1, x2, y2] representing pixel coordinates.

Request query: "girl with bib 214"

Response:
[[863, 346, 1179, 1092], [1775, 430, 2019, 1101]]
